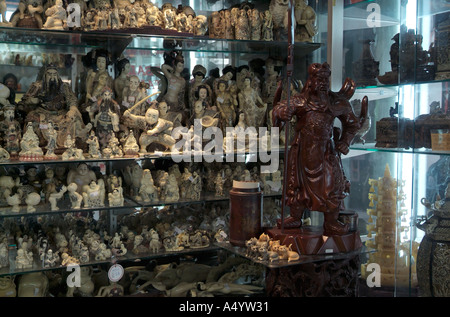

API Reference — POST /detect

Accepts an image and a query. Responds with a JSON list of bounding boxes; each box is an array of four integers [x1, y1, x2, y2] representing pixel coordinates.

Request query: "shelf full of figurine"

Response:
[[0, 0, 318, 43]]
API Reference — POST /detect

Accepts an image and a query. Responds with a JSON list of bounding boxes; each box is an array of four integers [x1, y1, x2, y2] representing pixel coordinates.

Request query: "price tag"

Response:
[[108, 263, 124, 282]]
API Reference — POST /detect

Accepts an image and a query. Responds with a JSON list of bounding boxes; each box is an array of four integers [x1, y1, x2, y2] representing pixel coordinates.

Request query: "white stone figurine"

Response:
[[86, 130, 101, 158], [15, 248, 33, 269], [43, 0, 67, 30], [139, 169, 159, 202], [43, 122, 58, 160], [25, 192, 41, 213], [61, 134, 84, 161], [6, 190, 21, 213], [108, 187, 124, 207], [19, 122, 43, 161], [122, 130, 140, 157], [67, 183, 83, 209], [82, 179, 106, 208], [49, 185, 67, 211]]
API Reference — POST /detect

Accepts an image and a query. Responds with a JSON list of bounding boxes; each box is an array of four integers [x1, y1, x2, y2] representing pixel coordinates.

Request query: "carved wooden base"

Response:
[[265, 254, 360, 297], [265, 226, 362, 255]]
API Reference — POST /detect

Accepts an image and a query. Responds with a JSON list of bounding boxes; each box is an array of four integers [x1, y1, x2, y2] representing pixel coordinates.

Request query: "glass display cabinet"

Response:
[[327, 0, 450, 297], [0, 0, 331, 298], [2, 0, 444, 298]]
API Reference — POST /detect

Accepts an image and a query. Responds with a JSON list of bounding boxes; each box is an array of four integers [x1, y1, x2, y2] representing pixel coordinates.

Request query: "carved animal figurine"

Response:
[[277, 245, 289, 260], [287, 244, 300, 262], [268, 245, 280, 262], [149, 229, 161, 253]]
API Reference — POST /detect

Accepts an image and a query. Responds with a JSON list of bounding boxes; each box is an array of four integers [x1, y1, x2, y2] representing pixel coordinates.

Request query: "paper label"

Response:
[[108, 264, 124, 282]]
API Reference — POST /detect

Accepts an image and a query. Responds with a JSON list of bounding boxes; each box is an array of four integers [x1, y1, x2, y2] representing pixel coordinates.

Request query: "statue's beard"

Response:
[[47, 79, 60, 97], [101, 98, 114, 111]]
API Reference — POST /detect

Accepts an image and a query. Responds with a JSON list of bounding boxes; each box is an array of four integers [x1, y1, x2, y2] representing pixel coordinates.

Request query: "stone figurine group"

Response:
[[0, 0, 317, 43]]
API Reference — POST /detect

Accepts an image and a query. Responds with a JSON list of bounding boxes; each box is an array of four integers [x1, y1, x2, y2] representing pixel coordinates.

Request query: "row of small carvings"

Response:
[[0, 201, 228, 273], [0, 160, 283, 215], [2, 0, 316, 43]]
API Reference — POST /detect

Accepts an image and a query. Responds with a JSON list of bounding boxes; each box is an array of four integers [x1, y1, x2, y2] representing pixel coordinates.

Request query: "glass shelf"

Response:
[[0, 197, 138, 218], [343, 0, 400, 31], [0, 245, 220, 277], [0, 26, 321, 61], [349, 142, 450, 156], [0, 147, 286, 167], [134, 192, 282, 210], [216, 241, 374, 269], [0, 192, 283, 218]]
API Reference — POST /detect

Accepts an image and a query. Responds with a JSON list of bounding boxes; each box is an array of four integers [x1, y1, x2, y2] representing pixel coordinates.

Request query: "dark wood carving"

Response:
[[271, 62, 368, 236], [265, 254, 360, 297]]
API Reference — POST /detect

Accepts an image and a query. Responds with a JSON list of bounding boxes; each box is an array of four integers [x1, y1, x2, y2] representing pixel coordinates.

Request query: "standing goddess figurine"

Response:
[[160, 52, 187, 115]]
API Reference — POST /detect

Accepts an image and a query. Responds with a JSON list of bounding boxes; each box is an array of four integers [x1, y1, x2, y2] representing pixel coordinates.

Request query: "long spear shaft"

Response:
[[280, 0, 295, 234]]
